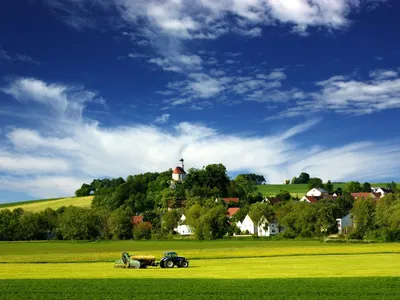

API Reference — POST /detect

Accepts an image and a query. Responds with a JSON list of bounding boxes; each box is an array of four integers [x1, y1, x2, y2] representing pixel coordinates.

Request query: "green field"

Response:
[[0, 196, 93, 212], [0, 240, 399, 299], [256, 182, 398, 196]]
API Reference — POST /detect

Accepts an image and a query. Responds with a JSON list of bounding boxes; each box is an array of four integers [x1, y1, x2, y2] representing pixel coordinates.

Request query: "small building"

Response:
[[236, 214, 278, 237], [371, 187, 393, 196], [172, 158, 186, 182], [299, 195, 320, 203], [336, 213, 353, 234], [132, 215, 144, 225], [351, 192, 381, 201], [306, 188, 329, 197], [174, 214, 194, 236]]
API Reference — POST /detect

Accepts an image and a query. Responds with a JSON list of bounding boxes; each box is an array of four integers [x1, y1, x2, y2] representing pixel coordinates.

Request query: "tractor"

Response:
[[160, 251, 189, 268], [114, 251, 189, 269]]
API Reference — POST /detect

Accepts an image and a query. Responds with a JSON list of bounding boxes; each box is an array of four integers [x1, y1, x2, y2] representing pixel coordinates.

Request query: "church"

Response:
[[172, 158, 186, 182]]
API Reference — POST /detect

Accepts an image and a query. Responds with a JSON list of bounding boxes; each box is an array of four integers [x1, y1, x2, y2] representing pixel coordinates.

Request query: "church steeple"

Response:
[[179, 158, 184, 170]]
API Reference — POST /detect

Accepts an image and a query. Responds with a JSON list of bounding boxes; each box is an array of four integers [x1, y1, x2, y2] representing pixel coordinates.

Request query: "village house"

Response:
[[215, 197, 240, 204], [371, 187, 393, 196], [226, 207, 240, 219], [174, 214, 194, 236], [172, 158, 186, 182], [299, 195, 320, 203], [336, 213, 353, 234], [351, 192, 382, 201], [306, 188, 329, 197], [236, 214, 278, 237], [262, 197, 281, 205]]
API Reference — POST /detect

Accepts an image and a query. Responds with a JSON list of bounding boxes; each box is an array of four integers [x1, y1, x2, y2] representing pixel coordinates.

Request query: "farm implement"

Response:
[[114, 251, 189, 269]]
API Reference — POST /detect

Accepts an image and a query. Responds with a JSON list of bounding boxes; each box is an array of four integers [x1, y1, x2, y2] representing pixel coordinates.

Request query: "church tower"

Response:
[[172, 158, 187, 182]]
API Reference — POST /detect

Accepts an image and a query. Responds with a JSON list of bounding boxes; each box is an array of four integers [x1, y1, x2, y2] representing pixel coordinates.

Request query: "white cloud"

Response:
[[0, 77, 105, 121], [1, 78, 400, 198], [275, 67, 400, 117], [153, 113, 171, 124], [163, 68, 289, 106], [149, 54, 202, 72]]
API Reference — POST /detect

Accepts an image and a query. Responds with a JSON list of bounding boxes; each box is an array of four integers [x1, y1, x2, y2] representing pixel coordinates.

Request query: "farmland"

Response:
[[0, 196, 93, 212], [0, 240, 399, 299]]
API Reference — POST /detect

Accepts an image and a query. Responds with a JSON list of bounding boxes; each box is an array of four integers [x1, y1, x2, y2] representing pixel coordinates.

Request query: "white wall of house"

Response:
[[172, 173, 186, 181], [237, 214, 279, 237], [336, 213, 353, 234], [299, 196, 310, 202], [306, 188, 328, 197], [174, 214, 193, 235]]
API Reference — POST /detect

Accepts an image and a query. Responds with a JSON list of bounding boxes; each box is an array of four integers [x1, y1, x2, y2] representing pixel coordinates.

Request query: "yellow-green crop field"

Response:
[[0, 196, 93, 212], [1, 240, 399, 299]]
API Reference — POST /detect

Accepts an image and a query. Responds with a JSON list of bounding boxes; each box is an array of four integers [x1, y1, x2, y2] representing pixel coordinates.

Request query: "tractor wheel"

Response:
[[165, 260, 174, 268], [180, 260, 189, 268]]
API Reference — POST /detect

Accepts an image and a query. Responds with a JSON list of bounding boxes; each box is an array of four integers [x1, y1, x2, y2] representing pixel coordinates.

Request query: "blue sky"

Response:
[[1, 0, 400, 202]]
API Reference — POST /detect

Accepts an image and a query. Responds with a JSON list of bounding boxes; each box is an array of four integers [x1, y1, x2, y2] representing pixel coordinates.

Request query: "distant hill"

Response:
[[0, 196, 93, 212], [256, 183, 396, 197]]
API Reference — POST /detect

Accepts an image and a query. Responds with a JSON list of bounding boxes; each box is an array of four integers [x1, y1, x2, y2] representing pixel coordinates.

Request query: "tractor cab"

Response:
[[163, 251, 178, 258]]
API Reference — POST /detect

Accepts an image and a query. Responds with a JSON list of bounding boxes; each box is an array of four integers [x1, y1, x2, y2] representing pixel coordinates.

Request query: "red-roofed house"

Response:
[[227, 207, 240, 218], [299, 196, 319, 203], [351, 192, 381, 201], [132, 215, 144, 225], [220, 197, 239, 204]]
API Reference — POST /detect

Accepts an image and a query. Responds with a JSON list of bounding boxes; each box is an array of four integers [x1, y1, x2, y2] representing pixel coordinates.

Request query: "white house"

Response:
[[371, 187, 393, 196], [336, 213, 353, 234], [172, 158, 186, 182], [306, 188, 329, 197], [174, 214, 193, 235], [236, 214, 278, 237]]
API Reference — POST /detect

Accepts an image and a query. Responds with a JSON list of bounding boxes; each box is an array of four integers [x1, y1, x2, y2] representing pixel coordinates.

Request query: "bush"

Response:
[[386, 229, 400, 242]]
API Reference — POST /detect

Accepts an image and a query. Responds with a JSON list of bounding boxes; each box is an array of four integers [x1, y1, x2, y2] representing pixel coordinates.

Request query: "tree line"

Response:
[[0, 166, 398, 241]]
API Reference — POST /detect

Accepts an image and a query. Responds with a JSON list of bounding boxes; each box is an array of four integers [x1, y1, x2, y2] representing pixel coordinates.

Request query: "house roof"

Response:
[[264, 197, 281, 205], [172, 167, 186, 174], [303, 196, 319, 203], [351, 192, 381, 200], [132, 216, 143, 224], [222, 197, 239, 203], [227, 207, 240, 217]]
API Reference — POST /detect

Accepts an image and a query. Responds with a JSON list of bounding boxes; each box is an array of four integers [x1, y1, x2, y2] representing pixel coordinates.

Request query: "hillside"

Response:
[[256, 183, 396, 197], [0, 196, 93, 212]]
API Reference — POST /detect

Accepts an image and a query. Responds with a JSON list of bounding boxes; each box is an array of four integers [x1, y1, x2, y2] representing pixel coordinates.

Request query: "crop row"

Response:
[[1, 277, 399, 300]]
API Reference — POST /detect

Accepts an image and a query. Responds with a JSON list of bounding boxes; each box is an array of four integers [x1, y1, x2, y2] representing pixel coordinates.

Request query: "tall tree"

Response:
[[345, 181, 362, 193], [308, 178, 323, 189]]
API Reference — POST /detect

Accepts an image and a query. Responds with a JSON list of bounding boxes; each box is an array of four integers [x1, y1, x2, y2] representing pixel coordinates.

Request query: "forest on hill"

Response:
[[0, 164, 399, 242]]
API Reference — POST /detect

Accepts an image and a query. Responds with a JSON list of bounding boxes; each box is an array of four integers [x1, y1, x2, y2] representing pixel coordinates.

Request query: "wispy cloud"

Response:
[[153, 113, 170, 124], [43, 0, 388, 72], [0, 48, 40, 65], [274, 67, 400, 118], [1, 77, 400, 198]]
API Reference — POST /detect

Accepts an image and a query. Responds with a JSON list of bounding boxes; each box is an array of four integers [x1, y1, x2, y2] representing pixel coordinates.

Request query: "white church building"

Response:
[[172, 158, 187, 182]]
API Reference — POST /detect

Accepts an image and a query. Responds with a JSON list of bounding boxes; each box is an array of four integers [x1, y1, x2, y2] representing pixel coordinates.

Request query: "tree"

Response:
[[108, 208, 133, 240], [291, 177, 298, 184], [195, 205, 229, 240], [345, 181, 362, 193], [248, 202, 275, 224], [276, 190, 291, 201], [133, 222, 152, 240], [161, 210, 180, 234], [325, 180, 334, 193], [350, 197, 376, 238], [308, 178, 323, 189], [58, 207, 100, 240], [75, 183, 92, 197], [387, 181, 398, 192], [298, 172, 310, 184], [361, 182, 372, 192]]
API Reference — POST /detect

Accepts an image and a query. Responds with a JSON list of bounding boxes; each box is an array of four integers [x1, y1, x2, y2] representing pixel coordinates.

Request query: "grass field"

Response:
[[0, 240, 399, 299], [256, 182, 398, 196], [0, 196, 93, 212], [2, 278, 399, 300]]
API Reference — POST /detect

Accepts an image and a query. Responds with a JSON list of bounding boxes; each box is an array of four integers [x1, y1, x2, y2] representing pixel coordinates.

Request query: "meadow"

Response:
[[0, 240, 399, 299], [0, 196, 93, 212]]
